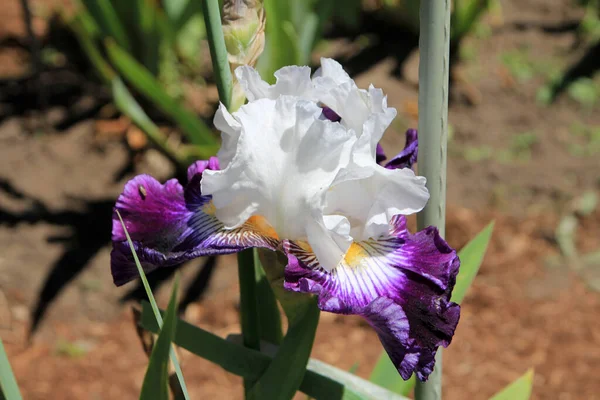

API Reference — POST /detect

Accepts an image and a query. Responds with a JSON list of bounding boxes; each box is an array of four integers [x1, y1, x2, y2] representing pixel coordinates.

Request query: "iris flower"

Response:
[[111, 59, 460, 381]]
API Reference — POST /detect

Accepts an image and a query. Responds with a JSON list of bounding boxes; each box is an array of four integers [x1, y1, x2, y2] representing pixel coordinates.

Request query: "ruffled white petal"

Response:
[[207, 59, 429, 270], [202, 96, 359, 269], [235, 65, 313, 101]]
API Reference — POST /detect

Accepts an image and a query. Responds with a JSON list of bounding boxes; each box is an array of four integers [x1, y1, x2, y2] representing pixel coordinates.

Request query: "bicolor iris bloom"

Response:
[[111, 58, 460, 381]]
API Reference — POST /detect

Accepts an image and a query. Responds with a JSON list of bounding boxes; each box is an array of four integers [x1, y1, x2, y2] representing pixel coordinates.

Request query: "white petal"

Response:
[[203, 96, 356, 240], [305, 215, 352, 272], [213, 103, 242, 168], [235, 66, 271, 101], [325, 162, 429, 241], [235, 65, 313, 101], [313, 57, 352, 84]]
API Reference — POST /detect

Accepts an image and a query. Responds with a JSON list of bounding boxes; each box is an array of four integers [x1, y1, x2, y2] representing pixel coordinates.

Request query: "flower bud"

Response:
[[222, 0, 265, 70]]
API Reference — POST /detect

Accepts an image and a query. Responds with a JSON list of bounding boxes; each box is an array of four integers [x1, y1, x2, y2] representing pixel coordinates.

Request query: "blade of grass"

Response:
[[0, 338, 22, 400], [81, 0, 131, 49], [369, 354, 415, 396], [115, 210, 189, 400], [105, 40, 218, 147], [490, 369, 534, 400], [112, 77, 204, 166], [140, 276, 181, 400], [451, 221, 495, 303], [140, 303, 410, 400], [68, 13, 115, 84]]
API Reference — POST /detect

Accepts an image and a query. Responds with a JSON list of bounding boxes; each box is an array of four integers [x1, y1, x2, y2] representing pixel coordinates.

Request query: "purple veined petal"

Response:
[[282, 215, 460, 381], [384, 128, 418, 170], [111, 161, 279, 286], [186, 157, 220, 182], [376, 143, 387, 164]]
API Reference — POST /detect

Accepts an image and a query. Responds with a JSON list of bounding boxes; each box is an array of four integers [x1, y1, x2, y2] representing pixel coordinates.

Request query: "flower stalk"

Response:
[[414, 1, 452, 399], [202, 0, 233, 109]]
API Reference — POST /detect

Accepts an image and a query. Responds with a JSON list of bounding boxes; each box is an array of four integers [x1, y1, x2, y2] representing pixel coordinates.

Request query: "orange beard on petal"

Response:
[[245, 215, 280, 241], [344, 243, 369, 268]]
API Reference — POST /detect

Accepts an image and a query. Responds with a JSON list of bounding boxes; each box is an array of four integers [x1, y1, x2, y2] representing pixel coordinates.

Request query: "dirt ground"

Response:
[[0, 0, 599, 399]]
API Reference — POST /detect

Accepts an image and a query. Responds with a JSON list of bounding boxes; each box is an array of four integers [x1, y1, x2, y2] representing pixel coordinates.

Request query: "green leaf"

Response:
[[452, 0, 491, 41], [258, 0, 298, 82], [0, 338, 22, 400], [369, 353, 414, 396], [247, 297, 320, 400], [105, 40, 218, 148], [249, 250, 319, 399], [254, 254, 283, 345], [162, 0, 189, 25], [369, 221, 494, 392], [136, 0, 162, 75], [115, 211, 189, 400], [139, 303, 409, 400], [68, 14, 115, 84], [80, 0, 131, 49], [112, 77, 206, 165], [490, 369, 534, 400], [140, 277, 181, 400], [452, 220, 495, 303]]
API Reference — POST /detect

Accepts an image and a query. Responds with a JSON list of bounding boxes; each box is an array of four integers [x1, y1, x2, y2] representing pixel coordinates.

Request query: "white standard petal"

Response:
[[324, 137, 429, 241], [235, 65, 314, 101], [202, 96, 357, 257]]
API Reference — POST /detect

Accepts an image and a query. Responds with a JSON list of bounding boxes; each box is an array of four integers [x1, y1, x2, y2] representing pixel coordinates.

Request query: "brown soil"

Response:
[[1, 0, 599, 399]]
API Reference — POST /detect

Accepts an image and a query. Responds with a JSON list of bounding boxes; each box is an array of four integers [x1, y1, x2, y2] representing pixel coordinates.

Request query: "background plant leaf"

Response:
[[489, 369, 535, 400], [140, 277, 180, 400], [140, 303, 409, 400], [105, 40, 218, 147], [115, 211, 189, 399], [0, 338, 22, 400]]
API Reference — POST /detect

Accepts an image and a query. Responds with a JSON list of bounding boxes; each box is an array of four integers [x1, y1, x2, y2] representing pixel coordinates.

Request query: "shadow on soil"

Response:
[[0, 179, 217, 338]]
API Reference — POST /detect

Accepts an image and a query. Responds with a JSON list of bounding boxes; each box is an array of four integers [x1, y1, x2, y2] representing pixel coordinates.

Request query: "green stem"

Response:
[[237, 249, 261, 396], [414, 1, 451, 400], [254, 253, 284, 345], [202, 0, 233, 108]]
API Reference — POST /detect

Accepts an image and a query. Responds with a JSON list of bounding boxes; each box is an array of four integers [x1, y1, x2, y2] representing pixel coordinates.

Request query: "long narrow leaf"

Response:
[[111, 77, 196, 166], [140, 277, 180, 400], [489, 369, 534, 400], [115, 211, 189, 400], [0, 338, 22, 400], [451, 220, 495, 303], [140, 303, 409, 400], [248, 298, 319, 400], [105, 40, 218, 148], [81, 0, 131, 49], [369, 354, 414, 396], [253, 254, 283, 345], [68, 14, 115, 84], [369, 221, 495, 392]]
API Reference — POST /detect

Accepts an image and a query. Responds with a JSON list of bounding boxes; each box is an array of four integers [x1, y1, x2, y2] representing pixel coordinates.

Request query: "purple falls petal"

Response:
[[384, 128, 418, 170], [111, 160, 278, 286], [282, 215, 460, 381]]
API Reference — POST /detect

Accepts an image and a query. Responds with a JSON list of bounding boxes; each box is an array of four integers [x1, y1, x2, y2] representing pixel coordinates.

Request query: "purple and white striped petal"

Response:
[[111, 159, 279, 286], [283, 215, 460, 381], [384, 129, 418, 170]]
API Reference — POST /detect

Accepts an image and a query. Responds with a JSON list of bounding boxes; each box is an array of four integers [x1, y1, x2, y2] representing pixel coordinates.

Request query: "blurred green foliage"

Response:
[[65, 0, 500, 166]]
